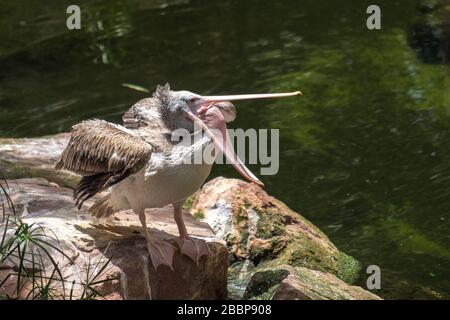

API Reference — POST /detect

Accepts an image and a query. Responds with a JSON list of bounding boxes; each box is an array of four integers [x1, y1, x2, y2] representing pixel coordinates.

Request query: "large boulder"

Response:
[[0, 178, 228, 300], [190, 178, 379, 300]]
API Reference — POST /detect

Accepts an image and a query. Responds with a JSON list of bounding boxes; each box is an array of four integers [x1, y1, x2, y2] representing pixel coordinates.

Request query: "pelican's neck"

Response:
[[190, 131, 214, 155], [171, 131, 215, 166]]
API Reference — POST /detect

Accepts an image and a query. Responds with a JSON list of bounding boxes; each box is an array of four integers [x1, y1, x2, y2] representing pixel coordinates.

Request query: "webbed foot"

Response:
[[146, 240, 176, 271], [174, 237, 211, 265]]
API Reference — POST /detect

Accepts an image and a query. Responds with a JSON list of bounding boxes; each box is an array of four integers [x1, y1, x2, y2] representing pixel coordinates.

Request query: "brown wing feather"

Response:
[[55, 119, 153, 208]]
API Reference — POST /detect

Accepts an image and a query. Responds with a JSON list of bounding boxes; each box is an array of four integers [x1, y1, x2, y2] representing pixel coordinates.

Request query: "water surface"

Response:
[[1, 0, 449, 299]]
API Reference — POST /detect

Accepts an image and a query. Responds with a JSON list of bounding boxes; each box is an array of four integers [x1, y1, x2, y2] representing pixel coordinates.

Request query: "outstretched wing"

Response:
[[55, 119, 153, 208]]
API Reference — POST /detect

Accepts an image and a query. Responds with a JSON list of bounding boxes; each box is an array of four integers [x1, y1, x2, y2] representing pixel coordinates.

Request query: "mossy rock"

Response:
[[191, 178, 361, 299], [244, 268, 289, 300], [244, 265, 381, 300]]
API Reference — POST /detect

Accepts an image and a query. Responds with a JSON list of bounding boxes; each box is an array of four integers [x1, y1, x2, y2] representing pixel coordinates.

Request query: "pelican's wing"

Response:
[[122, 104, 145, 130], [122, 97, 174, 151], [55, 119, 153, 208], [122, 97, 157, 130]]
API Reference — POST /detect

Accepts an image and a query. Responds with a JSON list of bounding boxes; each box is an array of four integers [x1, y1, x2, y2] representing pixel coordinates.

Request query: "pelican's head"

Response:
[[154, 83, 302, 186]]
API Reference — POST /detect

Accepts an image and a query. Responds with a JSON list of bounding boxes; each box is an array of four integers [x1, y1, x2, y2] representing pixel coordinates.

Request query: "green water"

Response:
[[1, 0, 449, 299]]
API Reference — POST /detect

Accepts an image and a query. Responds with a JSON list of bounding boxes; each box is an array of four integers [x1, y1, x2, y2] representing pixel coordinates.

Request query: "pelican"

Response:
[[55, 84, 301, 270]]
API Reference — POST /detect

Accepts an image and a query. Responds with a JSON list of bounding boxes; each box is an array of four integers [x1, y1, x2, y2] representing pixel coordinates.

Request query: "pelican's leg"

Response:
[[173, 201, 211, 264], [137, 210, 175, 270]]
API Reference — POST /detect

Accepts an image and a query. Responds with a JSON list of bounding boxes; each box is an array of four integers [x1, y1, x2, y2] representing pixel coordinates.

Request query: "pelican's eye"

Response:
[[187, 96, 199, 103]]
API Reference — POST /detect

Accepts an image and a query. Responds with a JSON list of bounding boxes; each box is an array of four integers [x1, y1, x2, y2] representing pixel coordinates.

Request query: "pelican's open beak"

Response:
[[186, 90, 302, 186]]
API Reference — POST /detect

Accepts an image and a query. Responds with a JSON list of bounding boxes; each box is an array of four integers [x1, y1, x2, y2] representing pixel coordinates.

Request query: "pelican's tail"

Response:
[[88, 194, 118, 218]]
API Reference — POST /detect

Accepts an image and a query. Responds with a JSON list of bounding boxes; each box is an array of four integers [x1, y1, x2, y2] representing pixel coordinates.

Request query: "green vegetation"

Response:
[[182, 192, 198, 211], [192, 209, 205, 221]]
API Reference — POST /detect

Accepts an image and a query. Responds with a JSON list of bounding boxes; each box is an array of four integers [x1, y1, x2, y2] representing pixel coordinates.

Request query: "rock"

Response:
[[0, 178, 228, 300], [244, 265, 381, 300], [0, 134, 78, 188], [191, 177, 363, 299]]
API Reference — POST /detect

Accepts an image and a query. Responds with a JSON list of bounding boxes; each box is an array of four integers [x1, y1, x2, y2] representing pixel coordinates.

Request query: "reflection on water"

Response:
[[1, 0, 449, 299]]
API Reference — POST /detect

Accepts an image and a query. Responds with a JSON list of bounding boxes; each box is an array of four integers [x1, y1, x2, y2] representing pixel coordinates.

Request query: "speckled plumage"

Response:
[[55, 84, 213, 216]]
